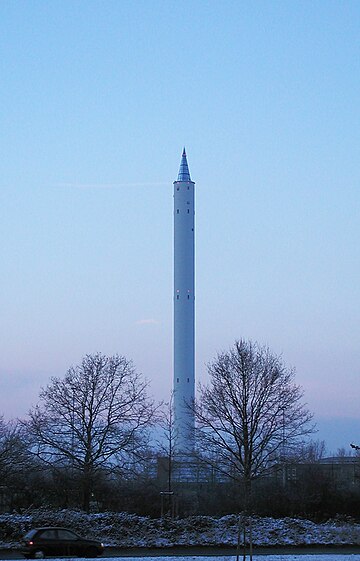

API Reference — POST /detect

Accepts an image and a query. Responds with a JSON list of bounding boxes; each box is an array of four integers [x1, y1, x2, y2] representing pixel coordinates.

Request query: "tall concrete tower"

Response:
[[173, 148, 195, 455]]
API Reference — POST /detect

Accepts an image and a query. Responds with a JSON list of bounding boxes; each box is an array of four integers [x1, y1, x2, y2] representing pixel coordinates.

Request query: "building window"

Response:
[[187, 209, 190, 213], [176, 295, 179, 300], [187, 378, 190, 382], [176, 209, 179, 214], [177, 378, 179, 383]]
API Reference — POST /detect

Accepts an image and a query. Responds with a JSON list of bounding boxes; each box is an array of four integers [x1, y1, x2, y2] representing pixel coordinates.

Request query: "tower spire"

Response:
[[177, 147, 191, 181]]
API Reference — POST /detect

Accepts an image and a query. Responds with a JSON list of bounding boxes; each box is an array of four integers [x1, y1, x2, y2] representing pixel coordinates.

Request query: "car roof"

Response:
[[33, 527, 77, 531]]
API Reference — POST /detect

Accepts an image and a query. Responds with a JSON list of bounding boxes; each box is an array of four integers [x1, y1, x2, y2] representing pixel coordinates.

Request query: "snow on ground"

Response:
[[120, 557, 360, 561], [2, 511, 360, 549], [19, 553, 360, 561], [3, 510, 360, 557], [135, 557, 360, 560]]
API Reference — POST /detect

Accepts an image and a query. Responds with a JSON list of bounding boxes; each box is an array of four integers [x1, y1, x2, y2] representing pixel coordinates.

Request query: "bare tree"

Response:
[[0, 417, 39, 509], [290, 439, 326, 463], [336, 446, 349, 459], [156, 393, 179, 517], [158, 393, 177, 492], [0, 417, 30, 480], [24, 353, 158, 511], [195, 340, 314, 488], [194, 340, 314, 559]]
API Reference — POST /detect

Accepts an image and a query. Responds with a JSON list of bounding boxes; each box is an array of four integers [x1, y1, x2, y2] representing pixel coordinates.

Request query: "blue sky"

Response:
[[1, 0, 360, 454]]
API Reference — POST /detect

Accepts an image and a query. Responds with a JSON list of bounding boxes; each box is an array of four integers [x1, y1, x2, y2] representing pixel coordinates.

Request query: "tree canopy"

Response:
[[194, 340, 315, 487], [25, 352, 157, 511]]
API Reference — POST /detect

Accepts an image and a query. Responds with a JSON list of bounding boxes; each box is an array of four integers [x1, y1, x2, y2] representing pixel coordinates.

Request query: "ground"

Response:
[[11, 554, 360, 561]]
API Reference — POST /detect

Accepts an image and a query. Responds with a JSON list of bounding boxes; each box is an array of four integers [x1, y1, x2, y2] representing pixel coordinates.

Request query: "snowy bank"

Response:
[[1, 510, 360, 549]]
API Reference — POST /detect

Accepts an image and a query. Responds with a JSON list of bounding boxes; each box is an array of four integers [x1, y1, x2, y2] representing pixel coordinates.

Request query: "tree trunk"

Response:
[[82, 466, 92, 513], [236, 477, 253, 561]]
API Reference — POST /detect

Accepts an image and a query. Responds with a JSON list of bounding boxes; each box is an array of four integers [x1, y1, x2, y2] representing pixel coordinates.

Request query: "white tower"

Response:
[[173, 148, 195, 455]]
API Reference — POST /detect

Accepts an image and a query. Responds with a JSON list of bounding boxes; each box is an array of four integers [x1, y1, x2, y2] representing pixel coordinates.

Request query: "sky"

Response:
[[0, 0, 360, 455]]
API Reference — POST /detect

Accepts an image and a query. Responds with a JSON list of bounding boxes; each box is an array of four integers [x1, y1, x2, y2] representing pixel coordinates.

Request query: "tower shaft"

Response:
[[173, 149, 195, 454]]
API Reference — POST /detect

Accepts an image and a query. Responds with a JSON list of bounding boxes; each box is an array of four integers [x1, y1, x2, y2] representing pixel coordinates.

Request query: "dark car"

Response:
[[20, 527, 104, 558]]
